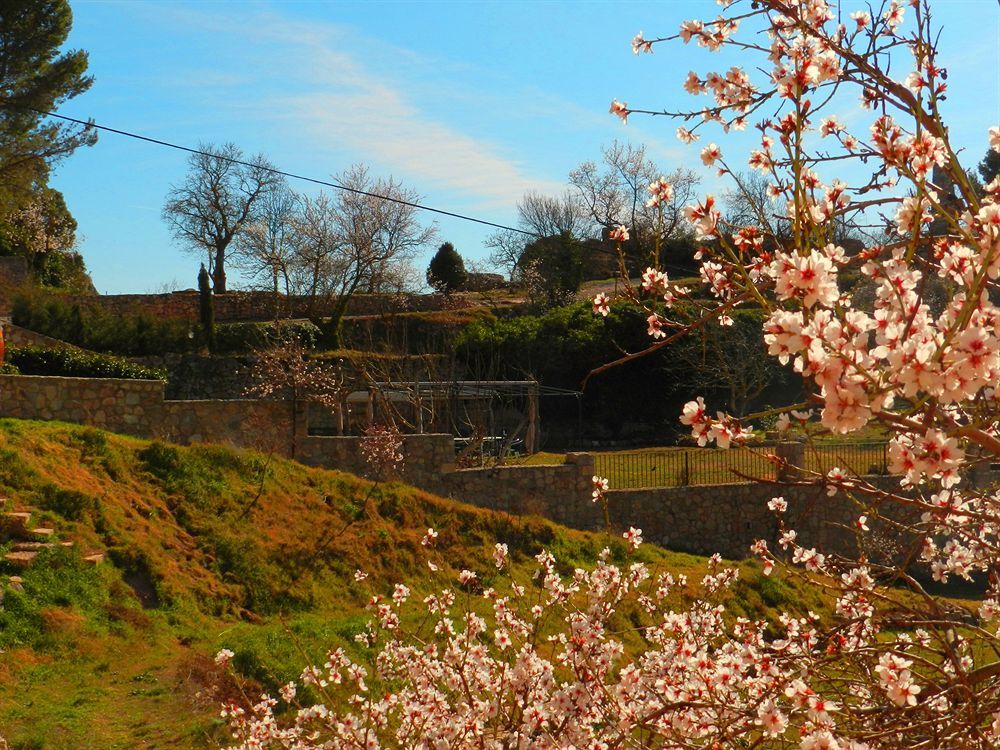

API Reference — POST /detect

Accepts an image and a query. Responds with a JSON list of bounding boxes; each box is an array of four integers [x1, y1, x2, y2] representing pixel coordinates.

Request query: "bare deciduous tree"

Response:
[[311, 164, 436, 348], [162, 143, 284, 293], [234, 183, 299, 318], [485, 191, 590, 281], [244, 332, 343, 457], [569, 141, 699, 272], [289, 191, 342, 313]]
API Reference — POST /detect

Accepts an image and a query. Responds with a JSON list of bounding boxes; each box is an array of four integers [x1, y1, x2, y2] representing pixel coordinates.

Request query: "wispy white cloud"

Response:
[[125, 3, 566, 209]]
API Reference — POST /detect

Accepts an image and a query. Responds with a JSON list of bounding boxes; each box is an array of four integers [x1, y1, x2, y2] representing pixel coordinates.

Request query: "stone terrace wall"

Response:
[[0, 374, 165, 436], [453, 473, 911, 562], [0, 372, 924, 562], [433, 453, 595, 519], [297, 433, 456, 488], [0, 374, 297, 453], [3, 323, 80, 351], [138, 354, 254, 400], [161, 399, 294, 448], [66, 291, 462, 323]]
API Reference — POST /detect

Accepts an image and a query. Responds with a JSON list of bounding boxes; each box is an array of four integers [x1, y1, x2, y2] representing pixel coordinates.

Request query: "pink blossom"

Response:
[[623, 526, 643, 551], [631, 31, 653, 54], [676, 126, 699, 143], [609, 99, 629, 123], [646, 178, 674, 208], [609, 224, 630, 242], [700, 142, 722, 167], [420, 527, 438, 547], [647, 313, 666, 339], [592, 292, 611, 317], [850, 10, 871, 29]]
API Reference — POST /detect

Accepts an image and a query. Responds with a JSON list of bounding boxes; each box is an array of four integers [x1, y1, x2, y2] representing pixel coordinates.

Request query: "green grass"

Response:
[[508, 442, 889, 489], [0, 418, 873, 747]]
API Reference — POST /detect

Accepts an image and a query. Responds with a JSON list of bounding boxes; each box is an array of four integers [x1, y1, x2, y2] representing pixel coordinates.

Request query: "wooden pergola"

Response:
[[320, 380, 580, 454]]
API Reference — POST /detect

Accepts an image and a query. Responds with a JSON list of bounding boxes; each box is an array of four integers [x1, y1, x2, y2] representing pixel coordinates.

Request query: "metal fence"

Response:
[[802, 441, 889, 477], [592, 442, 889, 490]]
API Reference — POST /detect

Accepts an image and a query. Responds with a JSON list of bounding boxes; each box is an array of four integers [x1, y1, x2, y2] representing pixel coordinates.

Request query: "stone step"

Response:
[[83, 552, 105, 565], [2, 511, 31, 534], [4, 550, 37, 567], [10, 541, 73, 552]]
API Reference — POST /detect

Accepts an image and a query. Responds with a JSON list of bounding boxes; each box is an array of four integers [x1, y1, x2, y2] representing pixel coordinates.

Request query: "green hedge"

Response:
[[12, 292, 196, 355], [11, 291, 322, 355], [5, 346, 167, 380], [215, 320, 320, 353]]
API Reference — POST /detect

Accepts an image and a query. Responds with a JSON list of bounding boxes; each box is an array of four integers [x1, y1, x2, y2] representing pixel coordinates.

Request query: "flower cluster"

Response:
[[217, 2, 1000, 747], [359, 423, 404, 479]]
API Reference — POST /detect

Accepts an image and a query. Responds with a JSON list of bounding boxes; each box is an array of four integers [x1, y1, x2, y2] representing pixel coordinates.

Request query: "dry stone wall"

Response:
[[0, 374, 296, 452], [3, 323, 80, 351], [297, 433, 455, 488], [0, 374, 165, 435], [0, 372, 927, 563], [65, 290, 463, 323], [433, 453, 595, 520]]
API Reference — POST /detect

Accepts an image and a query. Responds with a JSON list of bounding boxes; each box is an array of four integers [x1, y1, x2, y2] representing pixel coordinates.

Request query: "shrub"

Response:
[[38, 483, 97, 521], [6, 346, 167, 380], [214, 320, 320, 353], [11, 291, 196, 355]]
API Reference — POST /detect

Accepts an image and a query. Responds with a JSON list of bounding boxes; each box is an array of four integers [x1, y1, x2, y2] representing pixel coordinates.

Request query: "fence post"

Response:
[[683, 452, 690, 486], [775, 441, 805, 481]]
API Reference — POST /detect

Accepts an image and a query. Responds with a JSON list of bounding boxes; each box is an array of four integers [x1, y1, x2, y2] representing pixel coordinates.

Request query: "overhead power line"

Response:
[[20, 107, 538, 238]]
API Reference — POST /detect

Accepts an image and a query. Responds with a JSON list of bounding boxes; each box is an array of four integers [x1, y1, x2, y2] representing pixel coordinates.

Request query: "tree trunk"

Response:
[[213, 246, 227, 293], [316, 295, 351, 350], [272, 267, 280, 321]]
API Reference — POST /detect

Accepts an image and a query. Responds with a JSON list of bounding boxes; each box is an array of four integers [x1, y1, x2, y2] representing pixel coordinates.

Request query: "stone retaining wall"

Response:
[[0, 374, 165, 436], [65, 290, 464, 323], [433, 453, 595, 518], [0, 374, 298, 453], [2, 323, 80, 351], [160, 399, 295, 448], [0, 372, 931, 563], [297, 433, 456, 488]]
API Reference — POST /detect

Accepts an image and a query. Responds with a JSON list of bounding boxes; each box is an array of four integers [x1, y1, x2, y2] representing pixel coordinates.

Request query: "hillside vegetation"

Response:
[[0, 420, 829, 749]]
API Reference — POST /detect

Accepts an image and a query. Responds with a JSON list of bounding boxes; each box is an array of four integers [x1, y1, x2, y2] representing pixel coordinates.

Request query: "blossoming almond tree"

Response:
[[218, 1, 1000, 747]]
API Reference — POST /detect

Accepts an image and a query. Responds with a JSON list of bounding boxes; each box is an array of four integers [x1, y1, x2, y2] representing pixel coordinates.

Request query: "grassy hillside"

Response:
[[0, 419, 830, 749]]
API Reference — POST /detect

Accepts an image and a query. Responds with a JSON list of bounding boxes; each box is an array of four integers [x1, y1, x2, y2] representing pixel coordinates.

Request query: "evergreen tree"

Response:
[[0, 0, 96, 213], [198, 263, 216, 353], [426, 242, 467, 294], [979, 147, 1000, 186]]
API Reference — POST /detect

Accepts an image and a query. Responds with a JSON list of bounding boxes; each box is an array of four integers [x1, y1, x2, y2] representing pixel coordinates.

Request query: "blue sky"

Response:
[[51, 0, 999, 294]]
